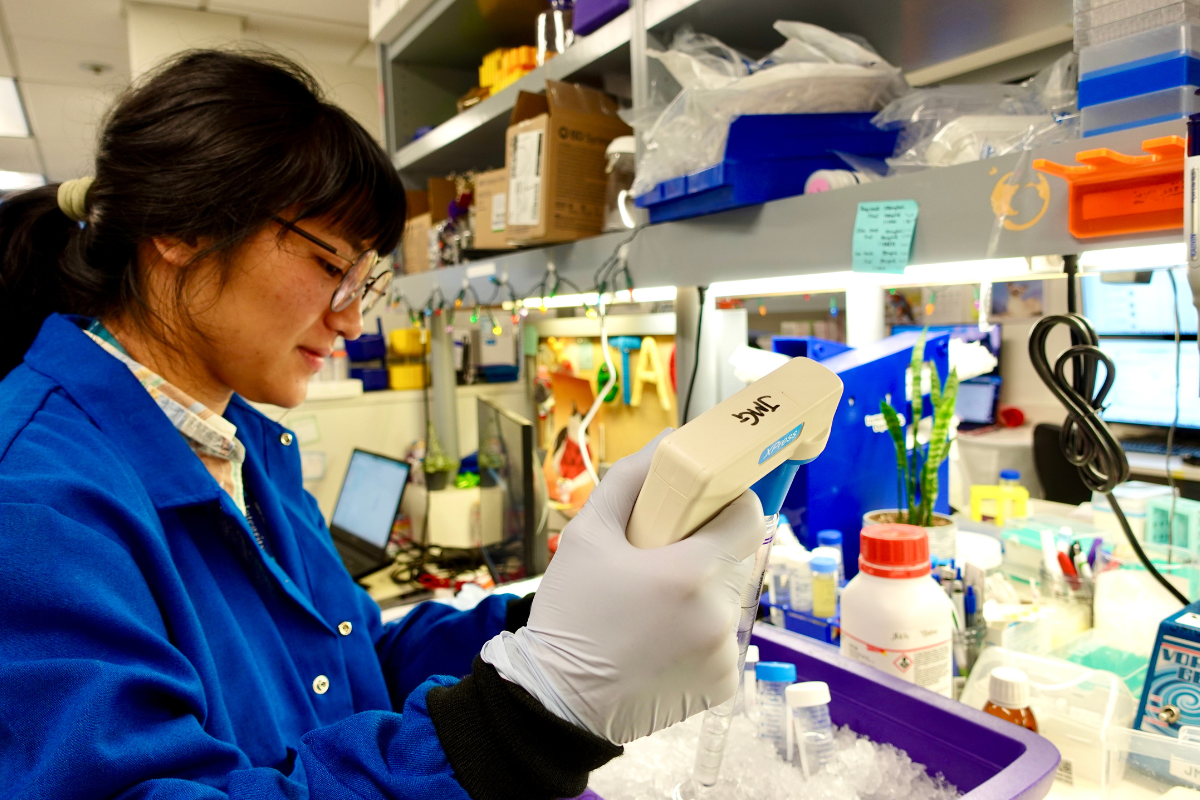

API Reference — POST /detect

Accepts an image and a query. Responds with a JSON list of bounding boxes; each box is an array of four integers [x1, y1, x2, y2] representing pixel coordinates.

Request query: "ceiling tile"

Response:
[[11, 37, 130, 87], [0, 136, 42, 174], [210, 0, 367, 27], [38, 137, 94, 182], [21, 81, 117, 145], [1, 0, 125, 48]]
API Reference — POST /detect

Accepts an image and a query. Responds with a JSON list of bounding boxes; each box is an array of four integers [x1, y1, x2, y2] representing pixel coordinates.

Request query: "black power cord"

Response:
[[681, 285, 707, 424], [1029, 314, 1188, 605]]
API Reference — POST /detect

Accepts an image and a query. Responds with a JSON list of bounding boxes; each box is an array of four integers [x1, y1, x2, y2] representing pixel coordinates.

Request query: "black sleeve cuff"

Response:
[[504, 593, 536, 633], [427, 656, 622, 800]]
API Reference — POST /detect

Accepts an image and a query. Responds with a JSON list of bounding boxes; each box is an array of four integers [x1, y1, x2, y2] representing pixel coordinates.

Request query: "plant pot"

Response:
[[479, 468, 498, 488], [425, 470, 451, 491], [863, 509, 958, 562]]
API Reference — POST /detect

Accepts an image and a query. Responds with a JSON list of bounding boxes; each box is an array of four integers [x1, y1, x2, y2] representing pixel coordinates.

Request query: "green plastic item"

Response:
[[597, 362, 619, 403], [1053, 630, 1149, 699], [455, 472, 480, 489]]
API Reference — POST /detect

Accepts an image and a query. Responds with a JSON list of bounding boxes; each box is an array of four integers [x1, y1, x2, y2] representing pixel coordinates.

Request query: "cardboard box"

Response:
[[428, 177, 456, 223], [405, 189, 429, 220], [504, 80, 631, 244], [402, 212, 431, 274], [473, 168, 516, 250]]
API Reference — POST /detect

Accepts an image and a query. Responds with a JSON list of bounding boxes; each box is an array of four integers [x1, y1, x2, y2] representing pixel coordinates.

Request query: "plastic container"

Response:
[[841, 524, 955, 698], [803, 169, 877, 193], [634, 113, 898, 224], [1145, 494, 1200, 549], [810, 557, 838, 618], [787, 550, 814, 613], [961, 647, 1135, 790], [999, 469, 1021, 487], [603, 135, 637, 232], [1079, 20, 1200, 75], [741, 644, 760, 715], [571, 0, 627, 36], [1092, 480, 1176, 539], [816, 530, 844, 583], [749, 624, 1060, 798], [787, 681, 835, 778], [1075, 0, 1200, 31], [756, 661, 796, 758], [535, 0, 574, 66], [1100, 724, 1200, 797], [1081, 83, 1200, 134], [811, 545, 842, 586], [389, 327, 429, 357], [766, 546, 791, 626], [1078, 49, 1200, 107], [345, 320, 386, 362], [388, 363, 426, 391], [984, 666, 1039, 732], [349, 365, 389, 391], [1076, 4, 1200, 48]]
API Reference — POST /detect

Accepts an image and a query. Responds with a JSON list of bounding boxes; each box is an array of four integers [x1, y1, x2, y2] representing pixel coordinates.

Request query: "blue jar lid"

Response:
[[756, 661, 797, 683], [1000, 469, 1020, 480], [817, 529, 842, 547], [811, 556, 837, 574]]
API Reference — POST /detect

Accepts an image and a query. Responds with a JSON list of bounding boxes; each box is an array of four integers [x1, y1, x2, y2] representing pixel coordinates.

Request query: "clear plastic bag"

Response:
[[873, 52, 1079, 171], [631, 21, 906, 198]]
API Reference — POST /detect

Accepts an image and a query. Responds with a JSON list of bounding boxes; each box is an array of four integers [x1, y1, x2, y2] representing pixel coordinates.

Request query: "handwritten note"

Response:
[[852, 200, 919, 274]]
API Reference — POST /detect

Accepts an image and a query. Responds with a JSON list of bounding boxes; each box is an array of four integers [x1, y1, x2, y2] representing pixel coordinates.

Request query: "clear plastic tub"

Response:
[[1076, 0, 1200, 32], [1080, 83, 1200, 135], [1077, 5, 1200, 48], [961, 647, 1136, 792], [1080, 21, 1200, 76], [1101, 725, 1200, 797]]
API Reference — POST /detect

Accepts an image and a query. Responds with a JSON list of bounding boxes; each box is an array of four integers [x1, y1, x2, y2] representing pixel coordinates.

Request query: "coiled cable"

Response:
[[1028, 314, 1187, 605]]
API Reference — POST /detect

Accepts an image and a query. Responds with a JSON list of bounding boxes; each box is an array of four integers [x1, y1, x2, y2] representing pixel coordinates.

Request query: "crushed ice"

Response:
[[588, 714, 961, 800]]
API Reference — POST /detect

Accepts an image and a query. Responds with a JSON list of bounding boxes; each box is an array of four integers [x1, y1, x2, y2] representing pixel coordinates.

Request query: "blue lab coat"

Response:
[[0, 314, 503, 798]]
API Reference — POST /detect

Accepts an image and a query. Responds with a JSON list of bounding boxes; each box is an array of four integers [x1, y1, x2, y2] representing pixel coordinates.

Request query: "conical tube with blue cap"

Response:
[[623, 356, 842, 792]]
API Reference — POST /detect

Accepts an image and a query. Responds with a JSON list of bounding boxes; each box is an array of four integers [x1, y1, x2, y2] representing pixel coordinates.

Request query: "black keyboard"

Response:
[[1122, 439, 1200, 458]]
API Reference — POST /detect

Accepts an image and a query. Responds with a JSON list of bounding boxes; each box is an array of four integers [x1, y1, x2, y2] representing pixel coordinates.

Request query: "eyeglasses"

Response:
[[271, 214, 392, 313]]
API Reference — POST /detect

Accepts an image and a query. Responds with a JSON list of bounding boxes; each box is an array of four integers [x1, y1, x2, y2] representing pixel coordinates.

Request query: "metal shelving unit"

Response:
[[381, 0, 1073, 184], [387, 120, 1184, 307]]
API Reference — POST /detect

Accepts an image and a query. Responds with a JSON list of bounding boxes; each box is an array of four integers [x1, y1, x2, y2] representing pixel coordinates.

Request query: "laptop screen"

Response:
[[330, 450, 410, 549]]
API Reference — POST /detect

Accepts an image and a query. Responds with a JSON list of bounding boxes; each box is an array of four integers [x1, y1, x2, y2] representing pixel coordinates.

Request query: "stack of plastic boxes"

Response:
[[1076, 1, 1200, 136]]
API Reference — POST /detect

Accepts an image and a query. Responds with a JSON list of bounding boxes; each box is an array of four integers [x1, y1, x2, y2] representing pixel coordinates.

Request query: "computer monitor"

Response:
[[1097, 339, 1200, 429], [329, 449, 410, 577], [1082, 268, 1199, 336], [477, 397, 547, 583]]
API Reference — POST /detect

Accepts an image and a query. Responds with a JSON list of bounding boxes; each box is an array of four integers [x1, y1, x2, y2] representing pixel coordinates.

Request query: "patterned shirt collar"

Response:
[[82, 321, 247, 515]]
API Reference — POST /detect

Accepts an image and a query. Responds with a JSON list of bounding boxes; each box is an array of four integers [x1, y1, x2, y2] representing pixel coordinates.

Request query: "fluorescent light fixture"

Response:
[[710, 258, 1034, 298], [0, 78, 29, 138], [0, 171, 44, 191], [520, 285, 677, 309], [1078, 243, 1185, 272]]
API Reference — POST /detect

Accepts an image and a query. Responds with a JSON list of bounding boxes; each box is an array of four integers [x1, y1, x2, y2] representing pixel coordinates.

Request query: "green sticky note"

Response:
[[852, 200, 918, 274]]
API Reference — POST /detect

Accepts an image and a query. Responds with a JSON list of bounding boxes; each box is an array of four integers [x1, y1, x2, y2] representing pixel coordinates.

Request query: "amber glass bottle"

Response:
[[983, 666, 1038, 733]]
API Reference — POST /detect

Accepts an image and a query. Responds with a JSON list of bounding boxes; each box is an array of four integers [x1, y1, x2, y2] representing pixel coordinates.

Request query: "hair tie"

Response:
[[57, 176, 94, 223]]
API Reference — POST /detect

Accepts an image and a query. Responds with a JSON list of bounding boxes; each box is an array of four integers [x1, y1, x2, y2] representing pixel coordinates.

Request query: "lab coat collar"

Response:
[[24, 314, 224, 511]]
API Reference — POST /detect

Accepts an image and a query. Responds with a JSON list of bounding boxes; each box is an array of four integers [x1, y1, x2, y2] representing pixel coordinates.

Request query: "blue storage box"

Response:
[[770, 336, 853, 362], [573, 0, 627, 35], [345, 318, 386, 362], [349, 366, 389, 391], [478, 364, 519, 382], [1078, 53, 1200, 106], [634, 113, 898, 224]]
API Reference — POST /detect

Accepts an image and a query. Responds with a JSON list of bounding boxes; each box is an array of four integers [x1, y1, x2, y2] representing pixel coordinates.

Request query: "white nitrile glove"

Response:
[[481, 430, 765, 744]]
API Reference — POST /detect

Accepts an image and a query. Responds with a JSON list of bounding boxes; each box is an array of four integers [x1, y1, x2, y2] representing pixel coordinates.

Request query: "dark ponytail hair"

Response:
[[0, 49, 405, 378]]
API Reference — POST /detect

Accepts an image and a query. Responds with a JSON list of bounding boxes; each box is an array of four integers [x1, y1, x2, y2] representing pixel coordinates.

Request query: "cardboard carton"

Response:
[[504, 80, 631, 244], [402, 212, 431, 274], [473, 168, 517, 250]]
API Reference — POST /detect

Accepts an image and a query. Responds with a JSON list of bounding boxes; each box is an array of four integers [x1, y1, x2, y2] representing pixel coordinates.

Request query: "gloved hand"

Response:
[[481, 430, 765, 744]]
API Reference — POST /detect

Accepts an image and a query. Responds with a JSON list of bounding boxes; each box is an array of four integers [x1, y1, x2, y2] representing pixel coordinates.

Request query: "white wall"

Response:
[[996, 276, 1070, 425]]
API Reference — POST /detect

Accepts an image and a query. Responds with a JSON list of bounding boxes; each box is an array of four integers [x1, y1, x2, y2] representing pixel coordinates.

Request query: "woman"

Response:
[[0, 50, 764, 799]]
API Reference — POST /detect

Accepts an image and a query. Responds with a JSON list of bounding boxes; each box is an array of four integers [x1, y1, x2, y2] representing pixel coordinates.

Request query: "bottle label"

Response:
[[841, 628, 952, 697]]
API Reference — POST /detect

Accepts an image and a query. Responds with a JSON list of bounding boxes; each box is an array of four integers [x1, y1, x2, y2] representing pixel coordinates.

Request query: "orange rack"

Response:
[[1032, 135, 1184, 238]]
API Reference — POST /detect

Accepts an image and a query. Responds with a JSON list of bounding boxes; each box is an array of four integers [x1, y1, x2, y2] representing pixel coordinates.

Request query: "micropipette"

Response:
[[625, 356, 842, 792]]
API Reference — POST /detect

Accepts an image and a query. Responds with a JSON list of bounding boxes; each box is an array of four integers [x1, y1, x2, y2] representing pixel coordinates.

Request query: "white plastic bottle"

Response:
[[787, 681, 835, 778], [756, 661, 796, 758], [840, 524, 955, 698], [787, 550, 813, 613], [811, 545, 843, 587]]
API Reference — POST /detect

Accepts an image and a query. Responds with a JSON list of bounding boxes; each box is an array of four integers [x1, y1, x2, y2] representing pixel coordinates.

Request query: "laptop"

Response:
[[329, 449, 410, 579]]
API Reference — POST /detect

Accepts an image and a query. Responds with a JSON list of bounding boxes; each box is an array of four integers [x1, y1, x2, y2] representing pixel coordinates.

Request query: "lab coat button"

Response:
[[280, 432, 293, 446], [312, 675, 329, 694], [338, 621, 353, 636]]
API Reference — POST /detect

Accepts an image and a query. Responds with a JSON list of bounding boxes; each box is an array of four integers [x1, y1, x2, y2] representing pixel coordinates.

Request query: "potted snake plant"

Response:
[[864, 330, 960, 561]]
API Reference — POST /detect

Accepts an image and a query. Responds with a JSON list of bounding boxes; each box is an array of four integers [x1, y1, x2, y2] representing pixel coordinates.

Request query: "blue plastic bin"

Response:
[[634, 113, 898, 223], [586, 625, 1058, 799], [345, 319, 386, 362], [573, 0, 627, 35], [770, 335, 853, 362], [349, 365, 388, 391]]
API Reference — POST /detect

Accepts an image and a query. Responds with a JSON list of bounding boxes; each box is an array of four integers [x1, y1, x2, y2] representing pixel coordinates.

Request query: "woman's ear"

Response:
[[149, 235, 200, 268]]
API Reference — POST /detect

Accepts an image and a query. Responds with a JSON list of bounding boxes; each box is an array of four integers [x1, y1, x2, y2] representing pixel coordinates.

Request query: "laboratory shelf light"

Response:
[[1079, 242, 1186, 272]]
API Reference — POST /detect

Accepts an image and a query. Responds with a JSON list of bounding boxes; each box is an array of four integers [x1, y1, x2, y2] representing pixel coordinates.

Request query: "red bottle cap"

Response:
[[859, 524, 931, 579]]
